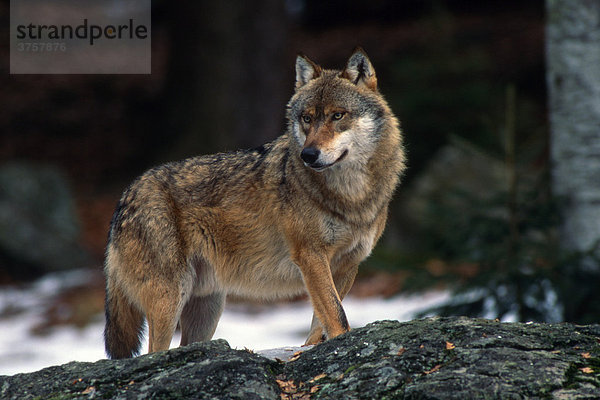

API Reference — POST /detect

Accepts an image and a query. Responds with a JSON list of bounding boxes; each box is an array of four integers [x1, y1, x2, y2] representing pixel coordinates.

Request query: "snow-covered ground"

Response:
[[0, 270, 449, 376]]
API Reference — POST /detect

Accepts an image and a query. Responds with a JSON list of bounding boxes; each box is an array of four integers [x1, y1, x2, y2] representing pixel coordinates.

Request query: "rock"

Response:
[[258, 345, 314, 362], [0, 339, 279, 400], [0, 162, 91, 279], [1, 317, 599, 399]]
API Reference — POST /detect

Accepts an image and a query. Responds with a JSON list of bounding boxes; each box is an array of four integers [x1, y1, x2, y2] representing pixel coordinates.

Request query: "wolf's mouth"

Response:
[[310, 149, 348, 172]]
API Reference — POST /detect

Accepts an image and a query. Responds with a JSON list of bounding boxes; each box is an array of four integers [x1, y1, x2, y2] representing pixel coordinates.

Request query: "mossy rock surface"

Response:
[[1, 317, 599, 399]]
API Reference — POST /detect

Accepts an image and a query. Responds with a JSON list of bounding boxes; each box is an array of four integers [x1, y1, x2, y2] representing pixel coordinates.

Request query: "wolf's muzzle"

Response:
[[300, 147, 320, 165]]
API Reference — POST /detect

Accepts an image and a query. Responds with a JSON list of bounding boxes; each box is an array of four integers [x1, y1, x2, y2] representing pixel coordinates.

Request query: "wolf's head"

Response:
[[287, 48, 392, 172]]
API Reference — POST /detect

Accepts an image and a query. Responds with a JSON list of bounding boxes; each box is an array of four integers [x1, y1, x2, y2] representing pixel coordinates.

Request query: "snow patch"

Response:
[[0, 270, 449, 376]]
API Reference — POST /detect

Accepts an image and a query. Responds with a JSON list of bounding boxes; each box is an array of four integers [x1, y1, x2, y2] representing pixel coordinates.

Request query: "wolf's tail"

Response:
[[104, 276, 144, 359]]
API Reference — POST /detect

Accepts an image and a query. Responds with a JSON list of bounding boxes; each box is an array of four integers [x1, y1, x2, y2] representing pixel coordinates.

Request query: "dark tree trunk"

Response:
[[161, 0, 290, 159]]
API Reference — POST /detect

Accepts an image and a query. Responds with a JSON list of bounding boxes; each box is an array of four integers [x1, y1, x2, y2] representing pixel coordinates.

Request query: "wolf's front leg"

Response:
[[305, 314, 325, 345], [293, 251, 350, 343], [304, 263, 359, 345]]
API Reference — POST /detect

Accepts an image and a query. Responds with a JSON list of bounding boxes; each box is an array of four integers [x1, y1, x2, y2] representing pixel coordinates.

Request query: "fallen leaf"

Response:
[[309, 373, 327, 383], [424, 364, 442, 375], [286, 382, 297, 391], [397, 347, 406, 356], [580, 367, 594, 374], [276, 379, 297, 393], [81, 386, 95, 394], [289, 351, 303, 362], [581, 352, 591, 359], [419, 344, 425, 349], [446, 341, 455, 350], [310, 385, 320, 393]]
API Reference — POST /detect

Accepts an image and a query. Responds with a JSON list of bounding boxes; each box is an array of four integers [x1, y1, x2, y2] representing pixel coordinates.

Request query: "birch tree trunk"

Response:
[[546, 0, 600, 253]]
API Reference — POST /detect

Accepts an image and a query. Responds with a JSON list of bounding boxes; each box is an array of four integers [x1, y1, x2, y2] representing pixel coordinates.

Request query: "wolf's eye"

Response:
[[302, 115, 312, 124], [332, 112, 345, 121]]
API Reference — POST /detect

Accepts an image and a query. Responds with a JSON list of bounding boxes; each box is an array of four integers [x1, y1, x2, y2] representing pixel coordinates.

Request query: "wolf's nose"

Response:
[[301, 147, 320, 165]]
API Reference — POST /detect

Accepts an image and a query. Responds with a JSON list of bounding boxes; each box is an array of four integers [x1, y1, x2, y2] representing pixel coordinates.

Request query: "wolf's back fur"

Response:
[[104, 48, 406, 358]]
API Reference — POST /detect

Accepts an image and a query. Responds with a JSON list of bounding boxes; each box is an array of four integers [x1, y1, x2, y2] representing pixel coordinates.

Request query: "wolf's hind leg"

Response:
[[144, 282, 189, 353], [180, 292, 226, 346]]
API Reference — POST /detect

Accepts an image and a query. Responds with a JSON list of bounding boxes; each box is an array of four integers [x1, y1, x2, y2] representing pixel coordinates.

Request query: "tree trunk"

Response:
[[546, 0, 600, 252], [160, 0, 289, 159]]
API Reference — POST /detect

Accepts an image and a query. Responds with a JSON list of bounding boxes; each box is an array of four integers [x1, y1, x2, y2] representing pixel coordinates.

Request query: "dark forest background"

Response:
[[2, 0, 597, 327]]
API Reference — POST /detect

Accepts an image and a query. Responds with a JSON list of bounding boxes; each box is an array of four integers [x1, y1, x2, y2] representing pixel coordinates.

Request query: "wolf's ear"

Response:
[[296, 54, 322, 89], [342, 47, 377, 91]]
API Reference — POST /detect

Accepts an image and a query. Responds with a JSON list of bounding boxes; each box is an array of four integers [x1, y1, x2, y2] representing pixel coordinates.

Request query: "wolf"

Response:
[[104, 47, 406, 358]]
